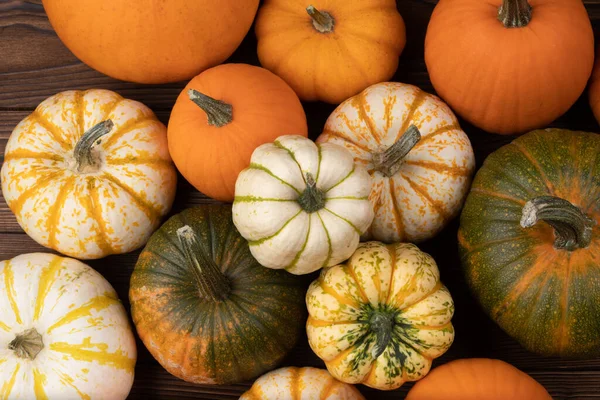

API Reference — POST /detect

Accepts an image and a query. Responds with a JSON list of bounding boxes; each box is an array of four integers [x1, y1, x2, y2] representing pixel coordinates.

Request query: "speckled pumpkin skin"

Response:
[[129, 205, 307, 384], [459, 129, 600, 357]]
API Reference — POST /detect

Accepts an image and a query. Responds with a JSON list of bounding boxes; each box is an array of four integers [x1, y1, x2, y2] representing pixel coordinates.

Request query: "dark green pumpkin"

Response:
[[129, 205, 307, 384], [459, 129, 600, 357]]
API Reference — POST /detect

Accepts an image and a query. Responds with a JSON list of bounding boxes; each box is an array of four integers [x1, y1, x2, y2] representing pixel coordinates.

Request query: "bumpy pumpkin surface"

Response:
[[407, 359, 552, 400], [317, 82, 475, 243], [255, 0, 405, 104], [459, 129, 600, 357], [0, 253, 136, 399], [307, 242, 455, 390], [240, 367, 365, 400], [130, 205, 306, 384], [1, 90, 177, 259], [233, 135, 374, 275]]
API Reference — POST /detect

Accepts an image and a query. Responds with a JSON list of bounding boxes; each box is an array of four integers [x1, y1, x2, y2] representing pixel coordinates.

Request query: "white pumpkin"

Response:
[[1, 89, 177, 259], [232, 135, 374, 275], [240, 367, 365, 400], [0, 253, 136, 399], [317, 82, 475, 243]]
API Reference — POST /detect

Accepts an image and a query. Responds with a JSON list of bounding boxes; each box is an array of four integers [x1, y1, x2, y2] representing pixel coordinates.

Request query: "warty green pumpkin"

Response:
[[129, 205, 307, 384], [459, 129, 600, 357]]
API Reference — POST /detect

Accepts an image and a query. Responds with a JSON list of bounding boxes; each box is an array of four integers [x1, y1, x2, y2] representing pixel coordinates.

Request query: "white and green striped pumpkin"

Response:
[[0, 253, 136, 399], [232, 135, 374, 275], [306, 242, 455, 390]]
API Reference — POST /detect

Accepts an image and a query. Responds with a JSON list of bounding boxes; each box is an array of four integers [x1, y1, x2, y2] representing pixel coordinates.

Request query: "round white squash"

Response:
[[1, 89, 177, 259], [317, 82, 475, 243], [232, 135, 374, 275], [0, 253, 136, 399]]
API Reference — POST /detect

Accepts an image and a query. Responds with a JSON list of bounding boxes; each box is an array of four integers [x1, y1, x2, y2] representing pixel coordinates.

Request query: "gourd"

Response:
[[0, 253, 136, 399], [232, 135, 374, 275], [425, 0, 594, 134], [459, 129, 600, 357], [407, 359, 552, 400], [317, 82, 475, 243], [42, 0, 259, 83], [306, 242, 455, 390], [589, 46, 600, 125], [129, 205, 306, 384], [1, 90, 176, 259], [168, 64, 308, 202], [255, 0, 405, 104], [240, 367, 365, 400]]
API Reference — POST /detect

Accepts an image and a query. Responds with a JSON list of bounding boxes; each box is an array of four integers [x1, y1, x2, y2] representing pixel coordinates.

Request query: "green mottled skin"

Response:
[[459, 129, 600, 357]]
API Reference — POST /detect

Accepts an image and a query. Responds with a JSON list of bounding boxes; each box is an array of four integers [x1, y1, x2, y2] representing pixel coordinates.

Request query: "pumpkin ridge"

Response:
[[101, 173, 161, 224], [307, 316, 358, 327], [234, 196, 296, 203], [509, 141, 556, 194], [324, 166, 356, 193], [319, 374, 339, 400], [0, 322, 10, 332], [470, 187, 526, 206], [46, 292, 120, 334], [213, 303, 246, 380], [32, 368, 48, 399], [101, 117, 156, 150], [248, 209, 303, 246], [106, 157, 173, 168], [354, 85, 381, 144], [134, 253, 188, 284], [389, 178, 405, 240], [335, 38, 370, 84], [273, 140, 308, 184], [317, 212, 333, 267], [47, 176, 76, 250], [0, 363, 20, 399], [318, 280, 362, 310], [404, 160, 472, 178], [100, 97, 125, 122], [344, 264, 370, 304], [460, 235, 530, 258], [268, 35, 312, 74], [341, 27, 403, 55], [3, 261, 23, 324], [321, 129, 372, 154], [316, 145, 323, 182], [400, 173, 450, 222], [49, 339, 135, 373], [395, 90, 427, 143], [30, 111, 70, 150], [413, 123, 461, 148], [4, 150, 64, 162], [383, 244, 398, 304], [75, 90, 85, 138], [483, 156, 544, 198], [82, 178, 113, 255], [392, 327, 433, 362], [472, 248, 534, 289], [323, 207, 362, 234], [291, 367, 301, 400], [558, 252, 573, 353], [9, 170, 65, 216], [285, 214, 312, 271], [248, 163, 302, 194], [33, 255, 65, 321], [55, 370, 89, 400]]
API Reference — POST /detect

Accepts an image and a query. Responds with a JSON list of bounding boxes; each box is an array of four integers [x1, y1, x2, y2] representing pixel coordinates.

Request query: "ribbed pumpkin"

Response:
[[589, 46, 600, 125], [168, 64, 308, 202], [129, 205, 306, 384], [0, 253, 136, 399], [42, 0, 259, 83], [317, 82, 475, 243], [407, 359, 552, 400], [459, 129, 600, 357], [1, 90, 177, 259], [240, 367, 365, 400], [425, 0, 594, 134], [255, 0, 405, 104], [307, 242, 455, 390]]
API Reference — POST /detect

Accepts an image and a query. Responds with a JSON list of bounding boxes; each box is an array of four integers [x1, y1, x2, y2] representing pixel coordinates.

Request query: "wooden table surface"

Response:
[[2, 0, 600, 398]]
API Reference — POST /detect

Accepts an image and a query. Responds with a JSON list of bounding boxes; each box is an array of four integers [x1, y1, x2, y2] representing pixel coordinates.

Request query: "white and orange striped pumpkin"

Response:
[[0, 253, 136, 399], [240, 367, 364, 400], [1, 90, 177, 259], [317, 82, 475, 243]]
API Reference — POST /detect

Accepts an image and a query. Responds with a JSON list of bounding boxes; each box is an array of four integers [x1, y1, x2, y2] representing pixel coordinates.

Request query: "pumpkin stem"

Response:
[[74, 120, 114, 173], [188, 89, 233, 128], [372, 125, 421, 177], [297, 173, 326, 213], [369, 311, 394, 359], [177, 225, 231, 302], [9, 328, 44, 360], [521, 196, 595, 251], [307, 5, 334, 33], [498, 0, 532, 28]]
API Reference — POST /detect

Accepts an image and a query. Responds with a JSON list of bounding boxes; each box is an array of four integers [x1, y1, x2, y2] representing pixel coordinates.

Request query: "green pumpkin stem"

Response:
[[307, 5, 334, 33], [521, 196, 595, 251], [177, 225, 231, 302], [498, 0, 532, 28], [297, 173, 326, 213], [74, 120, 113, 173], [9, 328, 44, 360], [188, 89, 233, 128], [369, 312, 394, 359], [372, 125, 421, 177]]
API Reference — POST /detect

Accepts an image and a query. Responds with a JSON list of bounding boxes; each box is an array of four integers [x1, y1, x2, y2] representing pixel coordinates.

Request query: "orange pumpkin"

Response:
[[589, 45, 600, 124], [42, 0, 259, 83], [407, 359, 552, 400], [425, 0, 594, 135], [168, 64, 308, 202], [255, 0, 405, 104]]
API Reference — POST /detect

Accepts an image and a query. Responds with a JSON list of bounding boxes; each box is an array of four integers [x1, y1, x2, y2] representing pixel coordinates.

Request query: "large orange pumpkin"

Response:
[[42, 0, 259, 84], [425, 0, 594, 135], [406, 359, 552, 400], [168, 64, 308, 202]]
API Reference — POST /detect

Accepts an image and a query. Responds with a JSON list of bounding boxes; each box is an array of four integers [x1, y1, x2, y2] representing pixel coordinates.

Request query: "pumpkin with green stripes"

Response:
[[306, 241, 455, 390], [0, 253, 136, 399], [232, 135, 374, 275], [129, 205, 306, 384], [1, 89, 177, 259], [459, 129, 600, 357]]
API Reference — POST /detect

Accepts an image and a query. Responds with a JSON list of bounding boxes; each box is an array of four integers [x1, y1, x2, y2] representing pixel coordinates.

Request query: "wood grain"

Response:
[[1, 0, 600, 399]]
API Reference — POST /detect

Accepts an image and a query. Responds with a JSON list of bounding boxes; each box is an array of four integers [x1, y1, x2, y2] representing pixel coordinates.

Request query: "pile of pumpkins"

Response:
[[0, 0, 598, 398]]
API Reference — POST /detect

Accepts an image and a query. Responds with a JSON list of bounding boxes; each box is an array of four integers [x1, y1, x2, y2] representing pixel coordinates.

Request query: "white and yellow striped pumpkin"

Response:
[[1, 90, 177, 259], [317, 82, 475, 243], [232, 135, 374, 275], [306, 242, 455, 390], [0, 253, 136, 399], [240, 367, 364, 400]]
